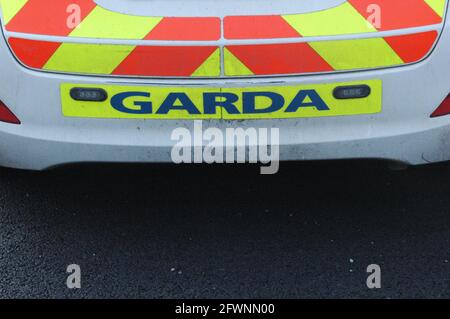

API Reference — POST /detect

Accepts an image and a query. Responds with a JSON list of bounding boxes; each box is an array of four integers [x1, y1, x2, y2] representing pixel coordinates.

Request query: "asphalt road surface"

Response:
[[0, 160, 449, 298]]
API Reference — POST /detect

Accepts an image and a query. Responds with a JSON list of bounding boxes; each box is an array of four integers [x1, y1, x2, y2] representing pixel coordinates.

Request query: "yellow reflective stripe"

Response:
[[69, 6, 162, 39], [425, 0, 447, 17], [0, 0, 28, 24], [61, 80, 382, 120], [222, 80, 382, 120], [282, 2, 376, 37], [44, 43, 134, 74], [310, 38, 403, 70], [224, 48, 254, 76], [191, 48, 221, 77]]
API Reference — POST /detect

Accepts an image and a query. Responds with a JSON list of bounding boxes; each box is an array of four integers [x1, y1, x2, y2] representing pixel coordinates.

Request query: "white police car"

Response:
[[0, 0, 448, 169]]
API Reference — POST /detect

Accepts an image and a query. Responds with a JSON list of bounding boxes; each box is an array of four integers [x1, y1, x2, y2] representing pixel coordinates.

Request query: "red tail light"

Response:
[[0, 100, 21, 124], [431, 94, 450, 118]]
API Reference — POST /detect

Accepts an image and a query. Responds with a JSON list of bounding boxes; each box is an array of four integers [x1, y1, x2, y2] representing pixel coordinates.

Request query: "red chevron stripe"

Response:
[[224, 15, 300, 39], [146, 17, 221, 41], [5, 0, 444, 41], [7, 34, 438, 77], [6, 0, 96, 36], [385, 31, 438, 63], [226, 43, 334, 75], [348, 0, 442, 31], [8, 38, 61, 68], [112, 46, 218, 76]]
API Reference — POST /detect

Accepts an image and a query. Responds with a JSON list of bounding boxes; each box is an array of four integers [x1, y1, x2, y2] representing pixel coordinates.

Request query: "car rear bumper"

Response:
[[1, 18, 450, 170], [1, 120, 449, 170]]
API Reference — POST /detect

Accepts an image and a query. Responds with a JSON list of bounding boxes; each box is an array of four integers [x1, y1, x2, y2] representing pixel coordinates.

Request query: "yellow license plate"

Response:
[[61, 80, 382, 120]]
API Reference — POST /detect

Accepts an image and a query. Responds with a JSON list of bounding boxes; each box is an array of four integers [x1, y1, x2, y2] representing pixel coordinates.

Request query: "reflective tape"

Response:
[[0, 0, 446, 77], [225, 0, 446, 39], [68, 5, 162, 40], [309, 38, 403, 71], [8, 38, 221, 77], [7, 37, 60, 69], [426, 0, 447, 16], [0, 0, 27, 24], [224, 48, 255, 76], [4, 0, 97, 37], [223, 15, 300, 40], [384, 31, 440, 63], [60, 80, 383, 120], [44, 43, 135, 75], [9, 31, 437, 77], [3, 0, 445, 40], [225, 43, 333, 76], [347, 0, 444, 31], [282, 2, 377, 37], [112, 46, 220, 77], [224, 31, 438, 76], [2, 0, 221, 41]]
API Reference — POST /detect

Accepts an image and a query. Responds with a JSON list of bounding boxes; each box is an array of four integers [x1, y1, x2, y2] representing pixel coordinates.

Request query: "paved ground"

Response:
[[0, 160, 449, 298]]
